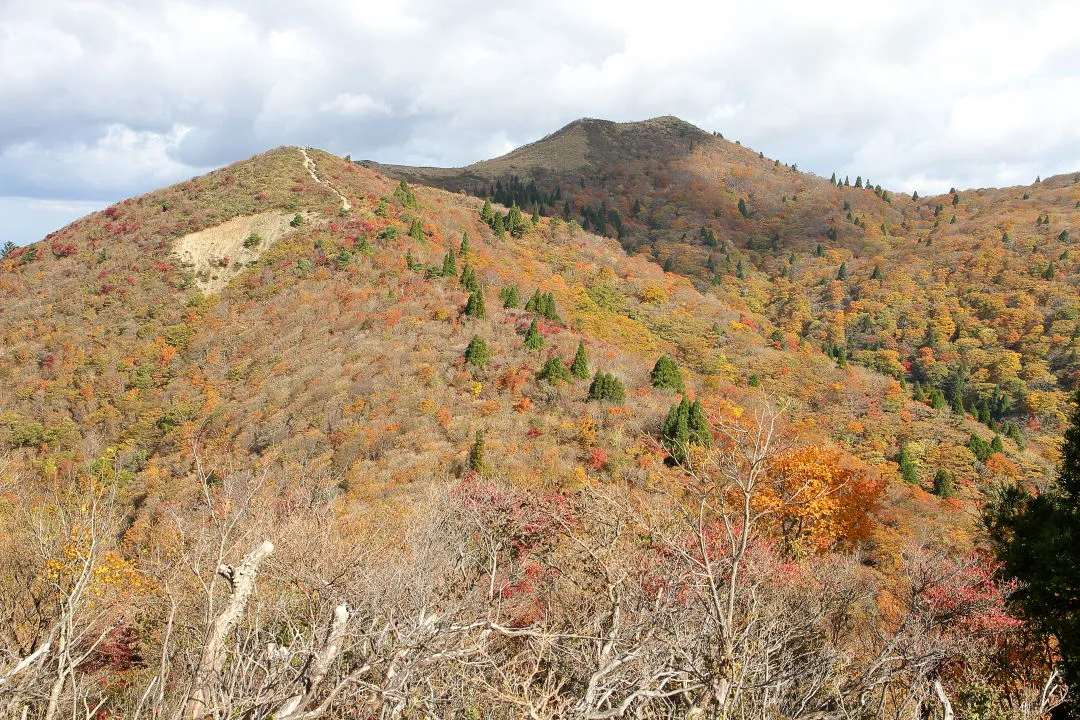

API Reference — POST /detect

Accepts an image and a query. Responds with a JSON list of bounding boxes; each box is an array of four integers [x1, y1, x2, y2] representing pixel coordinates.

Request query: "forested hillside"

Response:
[[375, 116, 1080, 454], [0, 127, 1068, 718]]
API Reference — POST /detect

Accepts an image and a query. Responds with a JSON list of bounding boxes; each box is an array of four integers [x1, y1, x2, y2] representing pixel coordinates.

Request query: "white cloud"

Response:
[[2, 0, 1080, 244], [318, 93, 391, 117], [1, 123, 201, 195]]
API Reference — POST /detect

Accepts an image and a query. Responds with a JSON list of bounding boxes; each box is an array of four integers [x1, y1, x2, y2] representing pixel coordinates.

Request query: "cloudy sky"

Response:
[[3, 0, 1080, 245]]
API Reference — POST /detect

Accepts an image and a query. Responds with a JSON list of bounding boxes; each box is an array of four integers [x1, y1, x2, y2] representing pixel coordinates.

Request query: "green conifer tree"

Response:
[[459, 231, 471, 255], [588, 371, 626, 404], [464, 336, 492, 369], [538, 355, 572, 383], [570, 342, 590, 379], [394, 179, 417, 208], [897, 444, 918, 483], [442, 248, 458, 277], [524, 289, 541, 313], [988, 390, 1080, 690], [837, 262, 848, 280], [662, 397, 692, 464], [968, 434, 992, 462], [540, 293, 559, 321], [500, 285, 520, 309], [460, 264, 479, 292], [468, 430, 489, 475], [409, 218, 424, 241], [912, 382, 925, 402], [523, 318, 543, 352], [650, 355, 685, 392], [507, 203, 531, 237], [933, 469, 954, 498], [464, 289, 486, 319], [687, 398, 710, 446]]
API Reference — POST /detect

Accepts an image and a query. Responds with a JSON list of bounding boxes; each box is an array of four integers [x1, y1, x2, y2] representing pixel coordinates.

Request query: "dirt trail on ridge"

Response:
[[300, 148, 351, 211]]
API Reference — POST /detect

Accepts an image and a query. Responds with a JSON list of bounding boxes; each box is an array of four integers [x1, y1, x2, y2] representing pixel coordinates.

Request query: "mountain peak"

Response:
[[365, 115, 715, 183], [540, 114, 711, 155]]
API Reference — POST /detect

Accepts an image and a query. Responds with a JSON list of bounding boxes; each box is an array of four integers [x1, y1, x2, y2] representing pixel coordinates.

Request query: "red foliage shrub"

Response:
[[587, 447, 608, 470], [50, 242, 77, 258]]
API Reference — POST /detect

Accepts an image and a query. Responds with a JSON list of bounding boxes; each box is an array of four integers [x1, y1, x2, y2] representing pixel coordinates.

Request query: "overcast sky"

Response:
[[3, 0, 1080, 245]]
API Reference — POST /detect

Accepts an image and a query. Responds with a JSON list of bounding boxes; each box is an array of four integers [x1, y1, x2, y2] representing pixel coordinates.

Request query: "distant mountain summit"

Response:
[[363, 115, 714, 186]]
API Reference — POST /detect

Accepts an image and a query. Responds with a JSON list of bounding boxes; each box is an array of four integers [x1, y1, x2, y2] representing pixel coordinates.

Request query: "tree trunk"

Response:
[[184, 540, 274, 720], [933, 679, 954, 720]]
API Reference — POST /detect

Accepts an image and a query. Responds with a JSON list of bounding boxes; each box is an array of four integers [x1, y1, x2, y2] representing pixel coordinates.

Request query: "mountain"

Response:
[[0, 124, 1067, 717], [366, 115, 712, 183], [372, 116, 1080, 453]]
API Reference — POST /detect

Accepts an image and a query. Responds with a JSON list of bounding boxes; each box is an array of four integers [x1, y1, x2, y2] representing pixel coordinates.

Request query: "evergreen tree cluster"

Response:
[[911, 382, 948, 410], [897, 443, 918, 483], [821, 343, 848, 367], [524, 290, 560, 321], [578, 202, 624, 238], [932, 469, 953, 498], [480, 200, 533, 238], [662, 396, 710, 464], [408, 218, 424, 242], [464, 289, 486, 319], [479, 176, 559, 211], [911, 365, 1016, 429], [989, 390, 1080, 695], [499, 285, 520, 309], [528, 340, 626, 404], [460, 264, 479, 292], [480, 200, 506, 238], [588, 371, 626, 403], [698, 225, 719, 247], [967, 433, 1005, 462]]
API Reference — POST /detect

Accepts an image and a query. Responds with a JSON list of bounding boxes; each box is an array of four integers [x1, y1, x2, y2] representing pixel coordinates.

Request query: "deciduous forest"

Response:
[[1, 117, 1078, 718]]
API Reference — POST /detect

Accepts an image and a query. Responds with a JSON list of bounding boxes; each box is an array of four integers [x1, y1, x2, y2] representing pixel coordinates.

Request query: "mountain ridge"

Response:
[[0, 126, 1067, 717]]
